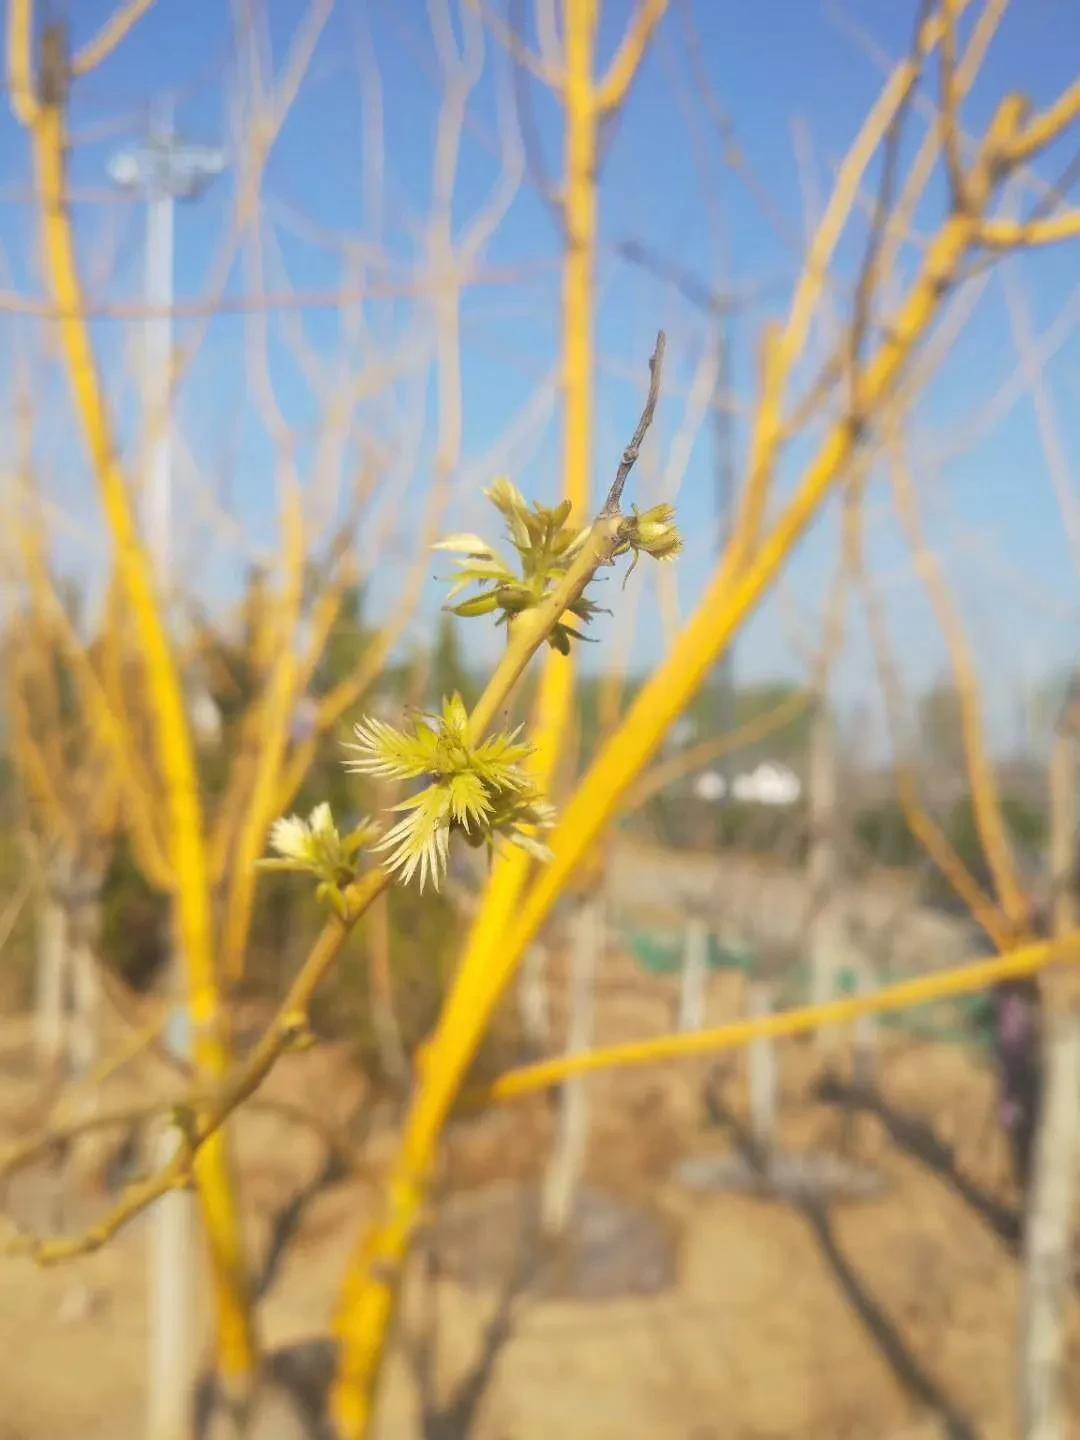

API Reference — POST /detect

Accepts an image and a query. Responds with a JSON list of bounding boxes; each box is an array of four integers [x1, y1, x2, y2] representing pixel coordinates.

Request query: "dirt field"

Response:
[[2, 951, 1079, 1440]]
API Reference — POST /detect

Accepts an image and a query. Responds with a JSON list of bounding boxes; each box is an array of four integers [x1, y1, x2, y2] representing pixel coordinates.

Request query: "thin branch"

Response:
[[602, 329, 666, 513], [886, 432, 1030, 935], [977, 212, 1080, 248], [1005, 78, 1080, 165], [857, 552, 1013, 953], [474, 933, 1080, 1106], [1000, 267, 1080, 571], [71, 0, 156, 77], [595, 0, 669, 114], [939, 0, 968, 208], [6, 0, 39, 127], [465, 0, 562, 89], [2, 866, 389, 1265]]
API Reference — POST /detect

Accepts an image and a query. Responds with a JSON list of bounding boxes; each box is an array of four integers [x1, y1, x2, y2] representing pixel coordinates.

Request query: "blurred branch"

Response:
[[1000, 268, 1080, 570], [626, 688, 811, 810], [1005, 79, 1080, 165], [886, 430, 1030, 935], [10, 14, 257, 1380], [6, 0, 39, 127], [1, 866, 388, 1265], [71, 0, 155, 77], [473, 933, 1080, 1106], [977, 212, 1080, 248], [466, 0, 563, 88], [595, 0, 668, 114], [857, 549, 1012, 952], [938, 0, 967, 208]]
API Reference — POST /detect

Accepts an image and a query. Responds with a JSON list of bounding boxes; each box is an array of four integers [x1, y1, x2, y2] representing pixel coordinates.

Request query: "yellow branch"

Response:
[[3, 866, 390, 1264], [219, 478, 307, 984], [887, 437, 1030, 934], [476, 933, 1080, 1104], [331, 8, 621, 1411], [484, 88, 1050, 990], [7, 653, 75, 852], [324, 57, 1055, 1440], [595, 0, 668, 114], [1005, 77, 1080, 163], [16, 32, 257, 1385], [979, 213, 1080, 249], [6, 0, 38, 126], [47, 599, 172, 888], [70, 0, 155, 76], [855, 496, 1014, 955], [3, 480, 644, 1271]]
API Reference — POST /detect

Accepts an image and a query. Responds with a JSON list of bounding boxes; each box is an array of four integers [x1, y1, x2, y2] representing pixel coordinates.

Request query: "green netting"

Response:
[[623, 927, 756, 976]]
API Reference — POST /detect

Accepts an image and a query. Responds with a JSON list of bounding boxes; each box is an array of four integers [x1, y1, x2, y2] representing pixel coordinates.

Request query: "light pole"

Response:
[[108, 109, 225, 1440], [108, 109, 225, 585]]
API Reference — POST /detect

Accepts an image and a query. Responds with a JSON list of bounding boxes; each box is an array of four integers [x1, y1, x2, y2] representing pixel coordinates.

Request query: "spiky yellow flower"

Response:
[[628, 503, 684, 560], [434, 478, 601, 653], [261, 802, 378, 886], [435, 478, 682, 647], [345, 694, 554, 890]]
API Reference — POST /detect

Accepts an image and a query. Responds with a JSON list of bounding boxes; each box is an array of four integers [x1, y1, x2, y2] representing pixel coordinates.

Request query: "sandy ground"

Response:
[[2, 956, 1079, 1440]]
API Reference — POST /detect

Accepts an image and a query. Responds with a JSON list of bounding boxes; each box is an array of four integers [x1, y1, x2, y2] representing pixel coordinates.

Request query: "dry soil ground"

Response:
[[1, 950, 1079, 1440]]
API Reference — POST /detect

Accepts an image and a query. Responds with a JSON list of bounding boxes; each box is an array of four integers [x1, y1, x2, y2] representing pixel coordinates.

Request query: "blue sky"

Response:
[[2, 0, 1077, 755]]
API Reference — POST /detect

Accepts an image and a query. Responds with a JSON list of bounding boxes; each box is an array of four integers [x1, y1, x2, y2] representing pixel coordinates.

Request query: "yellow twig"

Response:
[[858, 551, 1013, 953], [1005, 78, 1080, 164], [595, 0, 669, 114], [15, 23, 256, 1383], [978, 213, 1080, 248], [46, 599, 171, 888], [6, 0, 39, 127], [70, 0, 155, 76], [886, 435, 1030, 934], [2, 866, 390, 1264], [475, 933, 1080, 1105]]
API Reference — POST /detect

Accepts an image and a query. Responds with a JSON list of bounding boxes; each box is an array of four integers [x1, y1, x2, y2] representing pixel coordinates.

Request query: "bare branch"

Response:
[[6, 0, 39, 127], [602, 329, 666, 513], [596, 0, 669, 114], [71, 0, 156, 77], [939, 0, 968, 208], [465, 0, 562, 89], [1005, 77, 1080, 165], [978, 212, 1080, 248]]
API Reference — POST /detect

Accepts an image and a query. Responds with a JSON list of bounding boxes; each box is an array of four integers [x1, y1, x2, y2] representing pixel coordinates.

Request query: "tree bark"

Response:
[[518, 943, 551, 1057], [541, 896, 601, 1240], [678, 915, 709, 1033], [808, 701, 840, 1054], [148, 965, 199, 1440], [1018, 722, 1080, 1439], [34, 888, 67, 1074], [747, 980, 777, 1158]]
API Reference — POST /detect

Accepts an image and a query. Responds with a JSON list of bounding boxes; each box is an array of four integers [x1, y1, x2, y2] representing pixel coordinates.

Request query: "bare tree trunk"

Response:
[[34, 888, 67, 1074], [541, 896, 602, 1240], [852, 965, 878, 1092], [1020, 1007, 1080, 1440], [518, 943, 551, 1056], [148, 962, 199, 1440], [808, 701, 840, 1054], [67, 887, 101, 1081], [678, 915, 709, 1033], [1019, 723, 1080, 1439], [747, 980, 777, 1158]]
